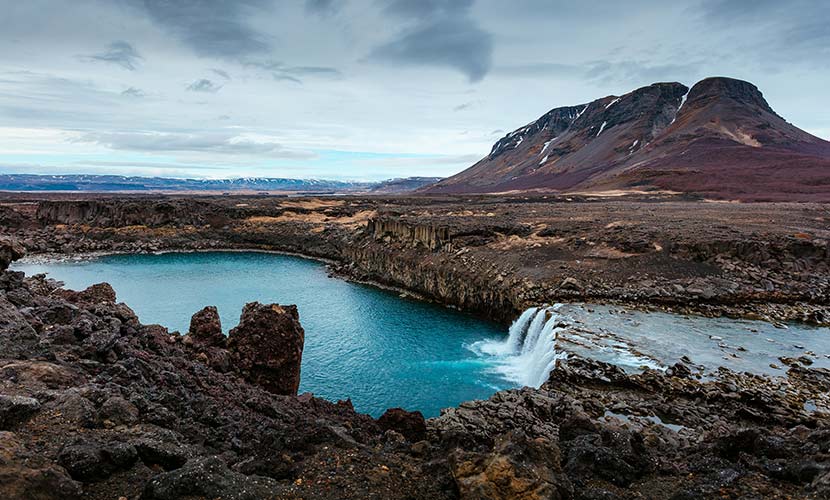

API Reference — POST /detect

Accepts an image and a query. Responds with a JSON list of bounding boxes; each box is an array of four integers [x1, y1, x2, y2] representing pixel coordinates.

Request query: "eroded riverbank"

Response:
[[2, 194, 829, 326]]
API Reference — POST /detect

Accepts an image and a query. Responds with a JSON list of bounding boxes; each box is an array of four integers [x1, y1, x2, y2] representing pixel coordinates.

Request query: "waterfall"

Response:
[[472, 305, 567, 388]]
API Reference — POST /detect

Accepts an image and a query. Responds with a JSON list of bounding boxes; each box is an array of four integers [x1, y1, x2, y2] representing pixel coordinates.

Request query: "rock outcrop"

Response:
[[227, 302, 305, 396], [187, 306, 225, 347]]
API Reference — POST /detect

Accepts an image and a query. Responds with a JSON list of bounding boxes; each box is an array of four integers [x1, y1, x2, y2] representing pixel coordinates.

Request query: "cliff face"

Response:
[[36, 200, 223, 227]]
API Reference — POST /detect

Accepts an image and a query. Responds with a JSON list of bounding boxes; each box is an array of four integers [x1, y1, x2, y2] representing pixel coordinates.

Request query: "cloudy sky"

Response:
[[1, 0, 828, 181]]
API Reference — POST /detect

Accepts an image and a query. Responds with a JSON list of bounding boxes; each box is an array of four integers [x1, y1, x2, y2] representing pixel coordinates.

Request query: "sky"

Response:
[[0, 0, 828, 181]]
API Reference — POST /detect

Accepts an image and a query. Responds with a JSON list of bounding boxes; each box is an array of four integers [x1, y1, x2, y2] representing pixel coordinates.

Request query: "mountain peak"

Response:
[[686, 76, 775, 115]]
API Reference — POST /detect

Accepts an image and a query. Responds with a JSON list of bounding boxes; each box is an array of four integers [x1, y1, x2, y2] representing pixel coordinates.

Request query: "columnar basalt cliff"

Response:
[[366, 217, 452, 251], [36, 199, 224, 227], [1, 239, 829, 499]]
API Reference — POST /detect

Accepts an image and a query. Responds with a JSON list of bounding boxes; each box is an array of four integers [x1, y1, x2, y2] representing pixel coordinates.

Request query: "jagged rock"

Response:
[[141, 456, 281, 500], [0, 237, 25, 271], [377, 408, 427, 442], [0, 395, 40, 430], [187, 306, 224, 347], [0, 296, 39, 359], [559, 277, 582, 291], [227, 302, 304, 396]]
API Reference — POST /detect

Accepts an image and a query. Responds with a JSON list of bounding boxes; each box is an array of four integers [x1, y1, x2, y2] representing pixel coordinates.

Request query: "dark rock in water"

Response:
[[227, 302, 304, 396], [142, 456, 281, 500], [377, 407, 427, 442], [187, 306, 224, 347], [0, 237, 25, 271], [0, 395, 40, 430]]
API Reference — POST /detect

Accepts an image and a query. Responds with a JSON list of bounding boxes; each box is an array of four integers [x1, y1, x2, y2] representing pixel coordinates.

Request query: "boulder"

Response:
[[0, 395, 41, 430], [134, 439, 189, 471], [99, 396, 139, 426], [227, 303, 304, 396]]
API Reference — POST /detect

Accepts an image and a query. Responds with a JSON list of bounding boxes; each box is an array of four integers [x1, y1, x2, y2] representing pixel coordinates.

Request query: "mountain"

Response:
[[422, 77, 830, 201], [368, 177, 443, 194], [0, 174, 447, 194]]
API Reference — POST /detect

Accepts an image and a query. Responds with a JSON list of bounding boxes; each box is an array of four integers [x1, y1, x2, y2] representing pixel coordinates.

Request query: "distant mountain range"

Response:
[[0, 174, 440, 194], [422, 77, 830, 201]]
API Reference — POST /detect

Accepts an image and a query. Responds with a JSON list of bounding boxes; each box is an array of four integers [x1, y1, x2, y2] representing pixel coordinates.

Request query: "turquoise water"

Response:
[[14, 252, 508, 417]]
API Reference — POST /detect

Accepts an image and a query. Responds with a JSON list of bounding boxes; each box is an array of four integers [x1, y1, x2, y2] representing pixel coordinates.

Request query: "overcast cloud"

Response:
[[0, 0, 827, 180]]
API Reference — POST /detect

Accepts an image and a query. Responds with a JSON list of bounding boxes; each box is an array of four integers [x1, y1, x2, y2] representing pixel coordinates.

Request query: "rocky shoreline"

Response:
[[1, 236, 829, 499]]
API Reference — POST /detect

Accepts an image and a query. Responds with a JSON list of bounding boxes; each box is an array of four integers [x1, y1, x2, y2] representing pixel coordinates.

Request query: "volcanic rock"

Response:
[[0, 237, 24, 270], [187, 306, 225, 347], [449, 430, 573, 500], [0, 432, 82, 500], [141, 456, 281, 500], [227, 302, 304, 396]]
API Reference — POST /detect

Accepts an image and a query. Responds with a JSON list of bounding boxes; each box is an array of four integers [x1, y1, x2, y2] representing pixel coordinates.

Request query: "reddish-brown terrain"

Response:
[[422, 77, 830, 201]]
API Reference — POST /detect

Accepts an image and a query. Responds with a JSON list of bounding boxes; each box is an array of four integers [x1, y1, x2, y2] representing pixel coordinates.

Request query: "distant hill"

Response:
[[421, 77, 830, 201], [368, 177, 443, 194], [0, 174, 440, 194]]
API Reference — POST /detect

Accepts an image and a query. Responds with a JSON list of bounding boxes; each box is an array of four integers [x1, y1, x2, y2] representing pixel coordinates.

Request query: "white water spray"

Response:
[[472, 305, 568, 388]]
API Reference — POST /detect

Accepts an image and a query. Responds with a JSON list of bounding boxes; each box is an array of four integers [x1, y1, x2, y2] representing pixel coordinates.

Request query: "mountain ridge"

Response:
[[0, 174, 440, 194]]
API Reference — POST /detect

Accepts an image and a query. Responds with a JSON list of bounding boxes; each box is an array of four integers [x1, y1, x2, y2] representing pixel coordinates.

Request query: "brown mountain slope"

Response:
[[422, 77, 830, 201]]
